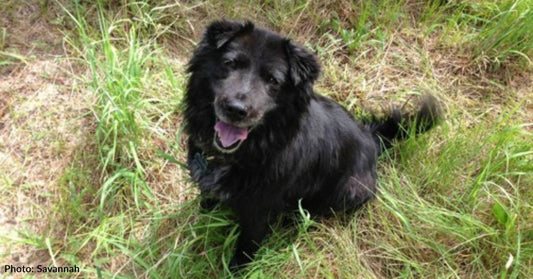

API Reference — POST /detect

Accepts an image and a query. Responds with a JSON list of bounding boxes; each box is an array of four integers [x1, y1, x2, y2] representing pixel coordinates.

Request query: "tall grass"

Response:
[[64, 1, 157, 215], [373, 107, 532, 278], [420, 0, 532, 68], [314, 0, 406, 54], [473, 0, 533, 67]]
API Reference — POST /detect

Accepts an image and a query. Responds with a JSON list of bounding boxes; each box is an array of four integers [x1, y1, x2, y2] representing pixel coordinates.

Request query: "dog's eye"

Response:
[[223, 59, 236, 69], [267, 75, 279, 85]]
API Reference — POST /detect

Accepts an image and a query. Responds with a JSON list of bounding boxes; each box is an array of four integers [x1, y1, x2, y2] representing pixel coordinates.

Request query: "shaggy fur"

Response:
[[184, 20, 440, 269]]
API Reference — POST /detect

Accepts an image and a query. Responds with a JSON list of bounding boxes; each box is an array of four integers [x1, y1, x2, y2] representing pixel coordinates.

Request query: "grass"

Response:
[[0, 0, 531, 278]]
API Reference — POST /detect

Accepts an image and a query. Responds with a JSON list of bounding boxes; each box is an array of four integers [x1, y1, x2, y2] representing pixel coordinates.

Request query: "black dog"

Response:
[[184, 20, 439, 269]]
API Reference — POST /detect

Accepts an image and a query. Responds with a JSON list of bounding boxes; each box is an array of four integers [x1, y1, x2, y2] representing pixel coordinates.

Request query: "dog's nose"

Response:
[[222, 100, 248, 121]]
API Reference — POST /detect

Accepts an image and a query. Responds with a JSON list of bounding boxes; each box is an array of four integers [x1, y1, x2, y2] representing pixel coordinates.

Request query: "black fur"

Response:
[[184, 20, 440, 270]]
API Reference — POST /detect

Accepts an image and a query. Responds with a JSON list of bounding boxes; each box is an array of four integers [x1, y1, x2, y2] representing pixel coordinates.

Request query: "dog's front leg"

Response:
[[230, 208, 273, 270], [187, 139, 232, 211], [186, 139, 206, 183]]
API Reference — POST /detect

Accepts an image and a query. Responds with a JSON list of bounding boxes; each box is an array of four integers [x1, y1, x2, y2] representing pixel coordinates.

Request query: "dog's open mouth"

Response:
[[213, 121, 249, 153]]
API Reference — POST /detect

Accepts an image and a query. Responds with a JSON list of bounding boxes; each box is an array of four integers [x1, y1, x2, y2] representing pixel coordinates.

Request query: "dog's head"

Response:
[[188, 20, 320, 153]]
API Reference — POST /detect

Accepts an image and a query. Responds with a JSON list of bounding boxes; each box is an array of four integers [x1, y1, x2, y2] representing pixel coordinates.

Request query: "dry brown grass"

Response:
[[0, 2, 89, 272], [0, 59, 89, 264]]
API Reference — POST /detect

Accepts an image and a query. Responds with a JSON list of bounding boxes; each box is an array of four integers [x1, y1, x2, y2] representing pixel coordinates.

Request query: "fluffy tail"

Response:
[[365, 95, 441, 154]]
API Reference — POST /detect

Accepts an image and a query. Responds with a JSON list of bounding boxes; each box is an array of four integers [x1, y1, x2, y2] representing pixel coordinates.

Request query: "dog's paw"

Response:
[[229, 252, 251, 272], [199, 197, 219, 212], [188, 153, 209, 182]]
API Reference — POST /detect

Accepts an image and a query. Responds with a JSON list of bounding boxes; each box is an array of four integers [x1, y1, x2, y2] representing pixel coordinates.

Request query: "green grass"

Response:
[[62, 1, 156, 217], [420, 0, 532, 69], [0, 0, 531, 278], [473, 0, 533, 68]]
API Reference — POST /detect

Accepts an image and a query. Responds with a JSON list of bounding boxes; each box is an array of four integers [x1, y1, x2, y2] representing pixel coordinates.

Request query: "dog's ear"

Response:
[[205, 20, 254, 49], [285, 40, 320, 85]]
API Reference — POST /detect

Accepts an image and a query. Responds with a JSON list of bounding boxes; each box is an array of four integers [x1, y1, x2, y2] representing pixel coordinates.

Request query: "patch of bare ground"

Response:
[[0, 1, 64, 74], [0, 57, 90, 267], [0, 1, 91, 274]]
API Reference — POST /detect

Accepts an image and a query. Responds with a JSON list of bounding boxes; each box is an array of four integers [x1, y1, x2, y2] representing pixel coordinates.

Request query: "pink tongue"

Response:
[[215, 121, 249, 148]]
